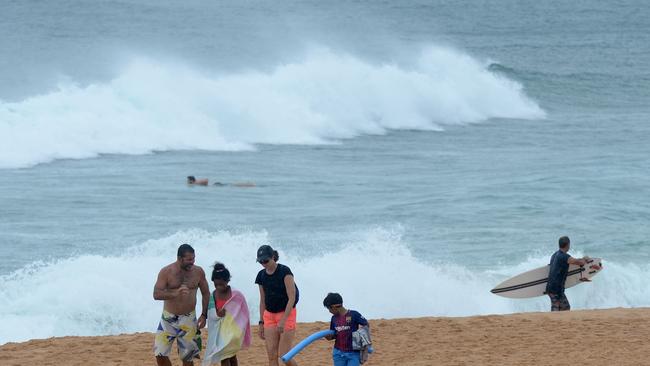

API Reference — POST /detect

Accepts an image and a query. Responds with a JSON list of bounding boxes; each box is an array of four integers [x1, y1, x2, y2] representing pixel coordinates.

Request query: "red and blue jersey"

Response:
[[330, 310, 368, 352]]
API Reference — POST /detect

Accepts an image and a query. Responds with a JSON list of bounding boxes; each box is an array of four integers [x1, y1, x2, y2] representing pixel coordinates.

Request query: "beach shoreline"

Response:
[[2, 307, 648, 365]]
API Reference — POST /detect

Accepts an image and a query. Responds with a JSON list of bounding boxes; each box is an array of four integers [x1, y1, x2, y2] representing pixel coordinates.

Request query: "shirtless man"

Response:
[[153, 244, 210, 366]]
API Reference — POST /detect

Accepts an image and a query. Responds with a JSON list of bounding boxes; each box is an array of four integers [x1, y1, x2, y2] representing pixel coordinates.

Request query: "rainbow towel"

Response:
[[202, 289, 251, 365]]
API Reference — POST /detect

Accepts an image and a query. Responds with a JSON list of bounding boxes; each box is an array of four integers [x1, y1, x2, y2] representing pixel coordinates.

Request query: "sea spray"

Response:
[[1, 227, 647, 345]]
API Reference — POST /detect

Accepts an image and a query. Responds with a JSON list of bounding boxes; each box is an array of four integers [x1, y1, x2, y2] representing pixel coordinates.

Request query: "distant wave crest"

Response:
[[0, 46, 545, 169]]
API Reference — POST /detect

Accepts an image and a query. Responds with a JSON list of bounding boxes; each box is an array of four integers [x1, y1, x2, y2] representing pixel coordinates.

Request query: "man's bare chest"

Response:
[[167, 270, 200, 289]]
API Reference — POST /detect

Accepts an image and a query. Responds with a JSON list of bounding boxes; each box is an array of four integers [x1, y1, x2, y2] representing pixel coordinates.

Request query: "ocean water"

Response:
[[1, 0, 649, 345]]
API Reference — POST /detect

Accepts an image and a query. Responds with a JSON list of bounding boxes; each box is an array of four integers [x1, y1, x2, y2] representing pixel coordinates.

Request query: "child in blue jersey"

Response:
[[323, 293, 370, 366]]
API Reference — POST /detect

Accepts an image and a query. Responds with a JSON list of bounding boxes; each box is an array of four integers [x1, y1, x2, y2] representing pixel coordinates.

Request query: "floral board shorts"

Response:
[[153, 310, 202, 362], [548, 293, 571, 312]]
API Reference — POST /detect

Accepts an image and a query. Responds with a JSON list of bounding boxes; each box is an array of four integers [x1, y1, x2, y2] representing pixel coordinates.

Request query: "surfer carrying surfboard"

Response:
[[546, 236, 589, 311]]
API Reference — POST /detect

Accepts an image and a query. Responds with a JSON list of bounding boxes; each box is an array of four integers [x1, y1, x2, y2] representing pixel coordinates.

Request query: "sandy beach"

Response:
[[1, 307, 648, 366]]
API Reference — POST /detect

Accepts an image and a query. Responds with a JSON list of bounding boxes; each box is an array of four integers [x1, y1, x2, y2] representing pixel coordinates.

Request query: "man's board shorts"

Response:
[[153, 310, 201, 362], [548, 293, 571, 311], [263, 308, 297, 330]]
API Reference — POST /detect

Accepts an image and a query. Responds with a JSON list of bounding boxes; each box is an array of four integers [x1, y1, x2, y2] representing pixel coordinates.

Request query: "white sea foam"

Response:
[[0, 46, 544, 169], [0, 227, 646, 345]]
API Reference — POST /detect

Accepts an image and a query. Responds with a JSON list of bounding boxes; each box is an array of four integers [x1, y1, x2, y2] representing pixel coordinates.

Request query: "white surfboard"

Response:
[[491, 257, 603, 298]]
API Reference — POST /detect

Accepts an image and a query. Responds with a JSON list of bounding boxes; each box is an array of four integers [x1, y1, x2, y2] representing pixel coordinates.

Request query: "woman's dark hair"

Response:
[[187, 176, 196, 183], [256, 245, 280, 263], [323, 292, 343, 308], [211, 262, 231, 282]]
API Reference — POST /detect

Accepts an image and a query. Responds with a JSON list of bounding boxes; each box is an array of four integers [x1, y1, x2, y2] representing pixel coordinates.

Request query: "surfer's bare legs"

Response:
[[156, 356, 172, 366], [278, 330, 297, 366]]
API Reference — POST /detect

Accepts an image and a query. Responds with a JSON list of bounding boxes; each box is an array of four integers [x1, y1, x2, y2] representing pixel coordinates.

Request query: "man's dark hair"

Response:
[[187, 176, 196, 183], [323, 292, 343, 308], [211, 262, 231, 281], [558, 236, 570, 249], [177, 243, 195, 258]]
